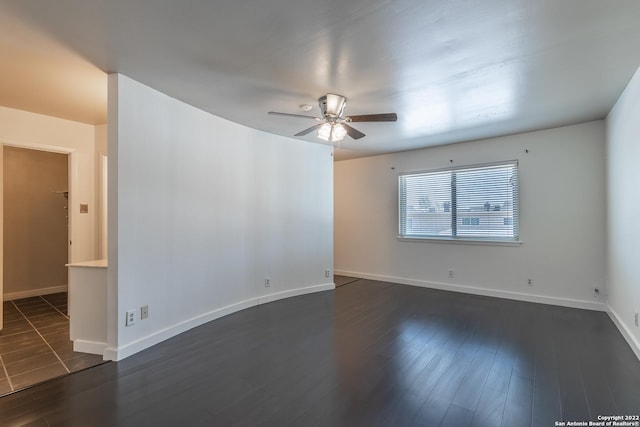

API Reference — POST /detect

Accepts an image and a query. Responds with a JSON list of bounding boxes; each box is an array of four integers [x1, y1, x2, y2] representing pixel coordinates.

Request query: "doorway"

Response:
[[0, 146, 102, 396], [3, 146, 69, 300]]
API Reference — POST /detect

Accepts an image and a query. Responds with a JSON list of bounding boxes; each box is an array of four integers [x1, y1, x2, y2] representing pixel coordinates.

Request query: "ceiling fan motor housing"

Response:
[[319, 94, 347, 119]]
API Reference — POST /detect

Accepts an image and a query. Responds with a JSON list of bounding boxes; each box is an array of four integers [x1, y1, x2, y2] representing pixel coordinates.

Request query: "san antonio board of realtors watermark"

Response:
[[554, 415, 640, 426]]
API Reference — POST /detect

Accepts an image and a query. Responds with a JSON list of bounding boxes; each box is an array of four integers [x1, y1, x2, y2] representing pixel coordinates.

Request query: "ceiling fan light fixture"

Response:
[[317, 123, 332, 141], [332, 123, 347, 141], [317, 122, 346, 142]]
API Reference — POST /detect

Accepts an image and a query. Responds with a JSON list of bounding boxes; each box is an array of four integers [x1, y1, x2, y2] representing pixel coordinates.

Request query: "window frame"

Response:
[[397, 160, 521, 245]]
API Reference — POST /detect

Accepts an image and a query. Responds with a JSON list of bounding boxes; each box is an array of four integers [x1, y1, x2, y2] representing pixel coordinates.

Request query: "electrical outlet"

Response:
[[635, 312, 639, 328], [325, 269, 331, 278], [141, 305, 149, 320], [126, 309, 136, 326], [264, 278, 270, 287], [527, 279, 533, 286], [448, 269, 454, 278]]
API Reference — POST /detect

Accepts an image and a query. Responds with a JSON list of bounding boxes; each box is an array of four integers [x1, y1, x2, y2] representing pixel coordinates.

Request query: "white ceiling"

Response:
[[1, 0, 640, 160]]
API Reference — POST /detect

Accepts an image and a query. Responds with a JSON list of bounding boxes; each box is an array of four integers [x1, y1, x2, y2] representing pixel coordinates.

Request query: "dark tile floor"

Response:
[[0, 293, 104, 396]]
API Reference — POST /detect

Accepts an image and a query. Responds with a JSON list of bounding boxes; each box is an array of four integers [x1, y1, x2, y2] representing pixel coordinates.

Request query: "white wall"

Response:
[[107, 74, 333, 360], [95, 124, 108, 259], [335, 121, 606, 310], [0, 106, 99, 270], [606, 66, 640, 358], [95, 124, 108, 155], [0, 141, 3, 328]]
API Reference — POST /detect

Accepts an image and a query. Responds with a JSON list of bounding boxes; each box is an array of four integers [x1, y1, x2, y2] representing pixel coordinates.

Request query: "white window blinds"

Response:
[[399, 161, 519, 241]]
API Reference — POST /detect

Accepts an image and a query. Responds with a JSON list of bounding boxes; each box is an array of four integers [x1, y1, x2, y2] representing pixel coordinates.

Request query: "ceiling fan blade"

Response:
[[348, 113, 397, 122], [268, 112, 319, 120], [344, 124, 366, 140], [294, 123, 324, 136]]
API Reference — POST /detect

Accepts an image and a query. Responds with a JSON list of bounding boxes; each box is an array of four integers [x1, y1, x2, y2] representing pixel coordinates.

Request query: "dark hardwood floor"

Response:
[[334, 275, 360, 288], [0, 279, 638, 426]]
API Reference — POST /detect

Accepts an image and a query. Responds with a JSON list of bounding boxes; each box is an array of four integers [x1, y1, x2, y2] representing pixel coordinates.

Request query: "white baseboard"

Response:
[[256, 283, 335, 305], [607, 305, 640, 361], [102, 347, 119, 362], [73, 339, 108, 358], [334, 270, 606, 312], [108, 282, 335, 361], [3, 285, 68, 301]]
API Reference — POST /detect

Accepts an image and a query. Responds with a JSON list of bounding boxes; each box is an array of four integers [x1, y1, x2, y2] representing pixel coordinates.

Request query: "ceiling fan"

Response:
[[268, 93, 397, 142]]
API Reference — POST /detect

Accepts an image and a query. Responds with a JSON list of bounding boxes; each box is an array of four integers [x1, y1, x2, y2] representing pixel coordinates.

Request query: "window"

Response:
[[398, 161, 519, 242]]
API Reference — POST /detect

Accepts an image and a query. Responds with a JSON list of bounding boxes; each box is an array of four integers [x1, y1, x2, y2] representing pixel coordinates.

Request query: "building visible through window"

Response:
[[398, 161, 519, 242]]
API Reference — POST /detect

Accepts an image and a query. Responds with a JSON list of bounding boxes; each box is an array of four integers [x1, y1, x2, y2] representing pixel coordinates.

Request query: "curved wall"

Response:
[[107, 74, 334, 360]]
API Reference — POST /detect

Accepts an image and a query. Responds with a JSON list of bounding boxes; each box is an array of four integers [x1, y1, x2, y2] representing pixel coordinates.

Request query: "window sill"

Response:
[[397, 236, 523, 247]]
